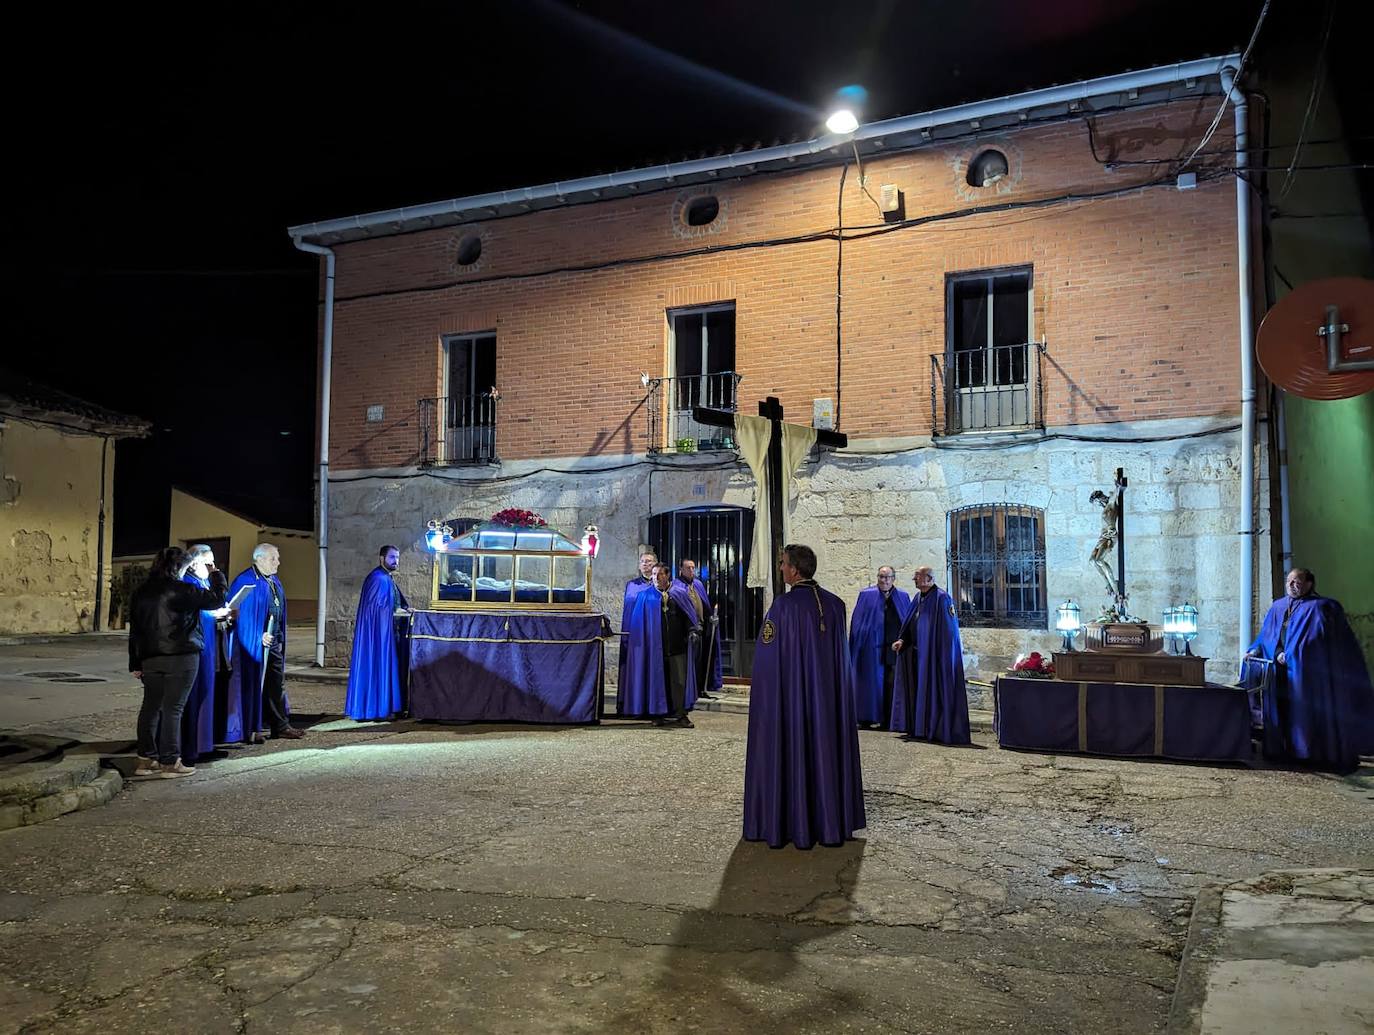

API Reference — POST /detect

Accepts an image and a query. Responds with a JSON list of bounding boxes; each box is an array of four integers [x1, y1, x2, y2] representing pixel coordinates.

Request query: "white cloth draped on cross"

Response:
[[735, 415, 817, 589]]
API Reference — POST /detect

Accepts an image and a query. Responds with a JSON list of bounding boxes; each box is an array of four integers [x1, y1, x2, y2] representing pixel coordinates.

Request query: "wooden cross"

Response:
[[693, 396, 848, 595], [1114, 467, 1128, 604]]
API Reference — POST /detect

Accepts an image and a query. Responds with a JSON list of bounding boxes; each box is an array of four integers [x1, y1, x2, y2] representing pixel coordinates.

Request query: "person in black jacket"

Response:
[[128, 546, 228, 777], [655, 563, 698, 729]]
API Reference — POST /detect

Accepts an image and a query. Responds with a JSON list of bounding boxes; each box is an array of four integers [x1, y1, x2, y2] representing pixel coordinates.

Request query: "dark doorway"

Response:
[[648, 505, 764, 678], [182, 536, 231, 573]]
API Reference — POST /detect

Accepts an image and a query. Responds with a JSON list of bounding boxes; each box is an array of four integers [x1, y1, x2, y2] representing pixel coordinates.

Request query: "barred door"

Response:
[[648, 505, 764, 677]]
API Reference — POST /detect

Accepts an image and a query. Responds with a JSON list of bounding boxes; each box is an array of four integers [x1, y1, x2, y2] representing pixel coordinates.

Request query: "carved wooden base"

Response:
[[1053, 650, 1206, 687]]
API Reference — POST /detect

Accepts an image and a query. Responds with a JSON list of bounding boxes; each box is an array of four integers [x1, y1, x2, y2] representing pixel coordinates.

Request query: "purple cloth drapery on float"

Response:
[[409, 610, 608, 724]]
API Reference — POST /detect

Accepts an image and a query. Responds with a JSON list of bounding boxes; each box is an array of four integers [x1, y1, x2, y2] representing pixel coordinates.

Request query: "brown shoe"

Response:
[[158, 759, 196, 778], [274, 727, 305, 739]]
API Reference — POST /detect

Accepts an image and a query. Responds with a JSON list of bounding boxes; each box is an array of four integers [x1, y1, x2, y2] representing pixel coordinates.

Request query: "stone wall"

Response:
[[0, 421, 112, 635], [325, 416, 1270, 686]]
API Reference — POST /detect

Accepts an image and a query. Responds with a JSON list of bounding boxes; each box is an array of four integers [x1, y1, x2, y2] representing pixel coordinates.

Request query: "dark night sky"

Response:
[[3, 0, 1361, 553]]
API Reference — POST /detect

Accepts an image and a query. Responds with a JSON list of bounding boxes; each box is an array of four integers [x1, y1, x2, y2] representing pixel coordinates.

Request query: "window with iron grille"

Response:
[[947, 503, 1047, 628]]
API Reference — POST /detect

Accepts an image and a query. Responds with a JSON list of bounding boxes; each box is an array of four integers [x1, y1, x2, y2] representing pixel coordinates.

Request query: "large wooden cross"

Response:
[[1113, 467, 1128, 604], [693, 396, 848, 595]]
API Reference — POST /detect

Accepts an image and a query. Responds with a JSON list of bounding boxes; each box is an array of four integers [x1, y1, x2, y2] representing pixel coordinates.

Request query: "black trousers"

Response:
[[666, 652, 688, 718], [262, 649, 292, 734], [881, 663, 896, 729], [137, 654, 199, 764]]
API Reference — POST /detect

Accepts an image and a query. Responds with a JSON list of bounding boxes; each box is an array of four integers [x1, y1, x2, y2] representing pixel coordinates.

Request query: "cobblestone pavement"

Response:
[[2, 673, 1372, 1034]]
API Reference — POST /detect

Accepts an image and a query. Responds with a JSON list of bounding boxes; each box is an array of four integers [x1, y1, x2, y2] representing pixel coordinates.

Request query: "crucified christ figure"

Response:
[[1088, 482, 1123, 599]]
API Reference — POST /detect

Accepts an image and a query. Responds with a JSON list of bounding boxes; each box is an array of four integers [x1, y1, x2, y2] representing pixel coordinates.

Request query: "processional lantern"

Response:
[[1055, 599, 1082, 652]]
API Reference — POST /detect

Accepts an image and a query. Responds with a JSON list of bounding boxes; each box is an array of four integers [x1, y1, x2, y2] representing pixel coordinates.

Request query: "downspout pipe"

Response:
[[1221, 65, 1256, 670], [93, 435, 109, 630], [292, 237, 336, 668]]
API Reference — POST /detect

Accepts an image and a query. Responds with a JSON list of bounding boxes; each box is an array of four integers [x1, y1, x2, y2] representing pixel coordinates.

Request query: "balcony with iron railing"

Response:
[[929, 340, 1046, 437], [418, 393, 500, 466], [646, 371, 743, 454]]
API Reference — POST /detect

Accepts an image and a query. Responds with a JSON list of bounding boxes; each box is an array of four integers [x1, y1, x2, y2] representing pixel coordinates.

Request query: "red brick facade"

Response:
[[317, 101, 1242, 472]]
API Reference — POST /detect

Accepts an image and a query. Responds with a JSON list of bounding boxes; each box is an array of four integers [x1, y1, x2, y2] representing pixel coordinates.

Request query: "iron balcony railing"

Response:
[[419, 393, 500, 466], [646, 371, 743, 454], [929, 339, 1046, 437]]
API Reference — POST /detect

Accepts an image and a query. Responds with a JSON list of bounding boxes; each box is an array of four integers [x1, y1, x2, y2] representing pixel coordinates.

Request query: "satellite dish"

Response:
[[1256, 277, 1374, 400]]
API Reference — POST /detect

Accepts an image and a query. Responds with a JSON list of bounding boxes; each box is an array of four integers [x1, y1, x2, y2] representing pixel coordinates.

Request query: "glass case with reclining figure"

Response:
[[431, 525, 591, 611]]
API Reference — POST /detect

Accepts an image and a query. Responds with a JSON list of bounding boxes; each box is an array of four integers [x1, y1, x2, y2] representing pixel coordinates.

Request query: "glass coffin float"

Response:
[[431, 525, 592, 611]]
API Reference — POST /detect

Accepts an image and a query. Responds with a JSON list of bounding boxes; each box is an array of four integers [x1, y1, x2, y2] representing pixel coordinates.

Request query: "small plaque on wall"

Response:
[[366, 405, 384, 423]]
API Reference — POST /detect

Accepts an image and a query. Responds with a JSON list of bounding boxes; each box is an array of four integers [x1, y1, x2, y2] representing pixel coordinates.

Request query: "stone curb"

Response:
[[1166, 881, 1226, 1035], [0, 765, 124, 832]]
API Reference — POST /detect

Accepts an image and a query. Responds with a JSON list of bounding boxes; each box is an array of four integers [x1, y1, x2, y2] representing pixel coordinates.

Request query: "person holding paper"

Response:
[[226, 543, 305, 742]]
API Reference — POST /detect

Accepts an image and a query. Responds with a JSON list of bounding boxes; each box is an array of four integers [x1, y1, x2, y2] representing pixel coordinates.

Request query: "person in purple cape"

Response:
[[678, 558, 723, 700], [616, 550, 658, 708], [1244, 567, 1374, 773], [226, 543, 305, 743], [345, 545, 411, 721], [744, 544, 865, 849], [178, 544, 230, 764], [619, 563, 698, 725], [848, 565, 911, 729], [890, 565, 970, 745]]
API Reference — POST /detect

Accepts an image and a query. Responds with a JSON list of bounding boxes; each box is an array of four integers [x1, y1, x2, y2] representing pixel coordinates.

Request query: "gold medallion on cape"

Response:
[[761, 618, 776, 644]]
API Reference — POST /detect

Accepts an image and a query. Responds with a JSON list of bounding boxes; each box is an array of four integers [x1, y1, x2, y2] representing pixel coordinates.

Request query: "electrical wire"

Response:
[[1179, 0, 1271, 170], [1278, 0, 1338, 200], [326, 454, 744, 486]]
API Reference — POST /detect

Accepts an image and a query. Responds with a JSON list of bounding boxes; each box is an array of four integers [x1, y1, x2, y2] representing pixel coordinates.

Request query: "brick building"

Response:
[[290, 55, 1272, 683]]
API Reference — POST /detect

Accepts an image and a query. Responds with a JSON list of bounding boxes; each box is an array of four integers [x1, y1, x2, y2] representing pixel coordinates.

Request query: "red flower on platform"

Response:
[[1012, 651, 1055, 678], [490, 507, 548, 528]]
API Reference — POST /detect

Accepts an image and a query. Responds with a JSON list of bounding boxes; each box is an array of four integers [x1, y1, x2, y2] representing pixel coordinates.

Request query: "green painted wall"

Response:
[[1284, 393, 1374, 674]]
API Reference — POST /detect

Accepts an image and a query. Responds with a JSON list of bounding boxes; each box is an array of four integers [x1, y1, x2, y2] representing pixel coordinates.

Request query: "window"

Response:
[[948, 503, 1046, 628], [454, 235, 482, 266], [966, 149, 1009, 188], [682, 195, 721, 227], [442, 333, 498, 463], [946, 267, 1033, 431], [667, 303, 737, 450]]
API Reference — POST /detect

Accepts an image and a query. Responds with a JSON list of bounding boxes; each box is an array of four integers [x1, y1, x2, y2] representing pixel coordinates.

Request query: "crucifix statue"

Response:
[[1088, 467, 1127, 611], [692, 396, 847, 596]]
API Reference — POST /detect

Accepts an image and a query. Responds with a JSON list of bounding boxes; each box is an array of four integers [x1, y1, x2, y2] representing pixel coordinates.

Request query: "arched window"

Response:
[[948, 503, 1046, 628]]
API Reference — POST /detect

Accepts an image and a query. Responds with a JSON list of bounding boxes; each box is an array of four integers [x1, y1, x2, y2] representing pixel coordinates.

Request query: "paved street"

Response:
[[1, 636, 1372, 1033]]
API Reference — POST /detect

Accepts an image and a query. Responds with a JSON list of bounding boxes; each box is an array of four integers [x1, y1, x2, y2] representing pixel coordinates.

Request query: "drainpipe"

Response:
[[292, 238, 335, 668], [1222, 65, 1256, 668], [93, 435, 109, 630], [1276, 392, 1292, 573]]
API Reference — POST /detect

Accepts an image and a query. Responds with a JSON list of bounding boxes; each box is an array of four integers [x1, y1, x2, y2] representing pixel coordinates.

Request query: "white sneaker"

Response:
[[157, 759, 196, 778]]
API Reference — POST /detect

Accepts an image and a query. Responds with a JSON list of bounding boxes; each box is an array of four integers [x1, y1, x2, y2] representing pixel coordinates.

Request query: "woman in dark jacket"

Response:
[[128, 546, 228, 777]]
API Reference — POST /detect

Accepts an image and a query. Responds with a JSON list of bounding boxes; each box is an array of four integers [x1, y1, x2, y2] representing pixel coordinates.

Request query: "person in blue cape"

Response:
[[1245, 567, 1374, 773], [178, 544, 230, 763], [890, 565, 970, 745], [848, 565, 911, 729], [226, 543, 305, 743], [617, 550, 658, 709], [678, 558, 724, 700], [619, 563, 698, 725], [345, 545, 411, 721], [744, 544, 865, 849]]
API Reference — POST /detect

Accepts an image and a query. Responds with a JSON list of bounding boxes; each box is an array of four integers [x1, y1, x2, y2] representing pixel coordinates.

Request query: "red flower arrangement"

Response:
[[489, 507, 548, 529], [1011, 651, 1055, 678]]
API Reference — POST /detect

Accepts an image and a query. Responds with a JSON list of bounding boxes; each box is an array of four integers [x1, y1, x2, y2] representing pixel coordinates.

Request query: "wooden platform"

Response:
[[1053, 650, 1206, 687]]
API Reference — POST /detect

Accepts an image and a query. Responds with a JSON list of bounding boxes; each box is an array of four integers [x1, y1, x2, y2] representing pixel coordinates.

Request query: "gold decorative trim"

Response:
[[1153, 685, 1165, 756], [412, 634, 605, 645], [1077, 682, 1089, 752]]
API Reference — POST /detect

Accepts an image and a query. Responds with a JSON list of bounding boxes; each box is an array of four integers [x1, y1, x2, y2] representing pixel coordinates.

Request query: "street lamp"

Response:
[[825, 108, 859, 134], [1055, 599, 1082, 652], [825, 84, 867, 135]]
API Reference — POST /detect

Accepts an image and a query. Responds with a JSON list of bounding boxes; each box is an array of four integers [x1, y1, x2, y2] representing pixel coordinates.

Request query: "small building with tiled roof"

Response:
[[0, 369, 150, 634]]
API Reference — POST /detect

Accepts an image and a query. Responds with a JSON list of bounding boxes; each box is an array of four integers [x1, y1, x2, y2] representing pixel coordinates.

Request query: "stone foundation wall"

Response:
[[325, 416, 1270, 686]]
